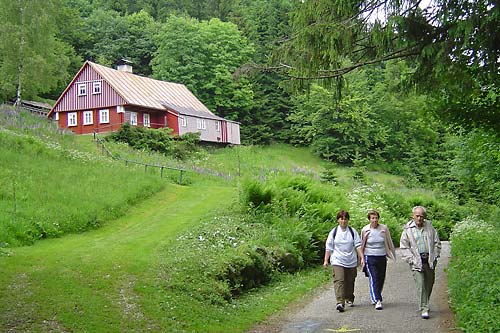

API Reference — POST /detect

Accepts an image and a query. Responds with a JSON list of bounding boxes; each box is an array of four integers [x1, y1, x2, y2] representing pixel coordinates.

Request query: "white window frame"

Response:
[[68, 112, 77, 126], [77, 83, 87, 96], [180, 116, 187, 127], [92, 81, 102, 94], [116, 105, 125, 113], [215, 121, 221, 132], [130, 112, 138, 126], [83, 111, 93, 125], [99, 109, 109, 124], [196, 118, 206, 130], [143, 113, 150, 127]]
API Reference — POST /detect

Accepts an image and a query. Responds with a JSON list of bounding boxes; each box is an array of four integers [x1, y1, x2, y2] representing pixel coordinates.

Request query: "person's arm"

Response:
[[324, 230, 334, 268], [353, 229, 365, 267], [356, 246, 365, 267], [323, 250, 331, 268], [434, 227, 441, 258], [399, 227, 414, 265]]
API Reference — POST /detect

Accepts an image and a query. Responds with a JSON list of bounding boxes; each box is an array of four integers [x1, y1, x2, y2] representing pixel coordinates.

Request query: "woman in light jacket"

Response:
[[361, 210, 396, 310]]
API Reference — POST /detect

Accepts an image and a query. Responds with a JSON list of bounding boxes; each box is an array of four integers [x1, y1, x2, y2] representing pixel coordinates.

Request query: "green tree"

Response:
[[0, 0, 71, 104], [152, 16, 255, 120], [271, 0, 500, 130], [78, 9, 159, 76], [288, 81, 384, 164]]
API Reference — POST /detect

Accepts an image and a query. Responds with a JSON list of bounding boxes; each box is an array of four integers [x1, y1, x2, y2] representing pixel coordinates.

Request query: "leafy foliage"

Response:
[[105, 123, 201, 160], [448, 216, 500, 332], [152, 16, 255, 121], [273, 0, 500, 131], [0, 0, 72, 101]]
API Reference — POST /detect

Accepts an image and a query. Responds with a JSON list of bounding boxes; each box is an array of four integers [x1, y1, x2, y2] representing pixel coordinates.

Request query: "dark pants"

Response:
[[364, 255, 387, 303]]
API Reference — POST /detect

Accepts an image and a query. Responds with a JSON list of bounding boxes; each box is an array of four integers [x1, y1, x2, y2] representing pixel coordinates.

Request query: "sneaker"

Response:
[[346, 300, 354, 307], [421, 310, 429, 319], [336, 303, 345, 312], [375, 300, 383, 310]]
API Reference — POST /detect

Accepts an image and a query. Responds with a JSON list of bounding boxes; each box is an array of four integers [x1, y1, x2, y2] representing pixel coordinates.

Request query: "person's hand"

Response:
[[323, 261, 329, 269]]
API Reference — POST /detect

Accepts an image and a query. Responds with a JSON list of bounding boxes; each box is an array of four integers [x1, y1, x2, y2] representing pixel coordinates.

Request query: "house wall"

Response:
[[178, 115, 240, 144], [166, 112, 179, 135], [58, 106, 124, 135]]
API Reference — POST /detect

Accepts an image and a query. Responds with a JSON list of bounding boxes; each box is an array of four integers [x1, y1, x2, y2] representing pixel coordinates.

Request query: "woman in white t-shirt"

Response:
[[360, 210, 396, 310], [323, 210, 364, 312]]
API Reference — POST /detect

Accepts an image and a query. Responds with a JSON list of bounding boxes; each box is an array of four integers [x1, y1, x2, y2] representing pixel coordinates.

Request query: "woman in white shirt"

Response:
[[360, 210, 396, 310], [323, 210, 364, 312]]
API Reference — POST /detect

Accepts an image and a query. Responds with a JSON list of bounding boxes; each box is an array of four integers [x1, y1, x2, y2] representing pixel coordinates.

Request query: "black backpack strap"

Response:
[[333, 226, 355, 244], [348, 226, 355, 240]]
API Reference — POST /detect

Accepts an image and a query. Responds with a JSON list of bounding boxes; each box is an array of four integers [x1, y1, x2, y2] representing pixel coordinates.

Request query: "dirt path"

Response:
[[250, 241, 460, 333]]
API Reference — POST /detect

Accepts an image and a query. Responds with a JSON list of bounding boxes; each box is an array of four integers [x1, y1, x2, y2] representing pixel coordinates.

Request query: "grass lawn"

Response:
[[0, 183, 238, 332]]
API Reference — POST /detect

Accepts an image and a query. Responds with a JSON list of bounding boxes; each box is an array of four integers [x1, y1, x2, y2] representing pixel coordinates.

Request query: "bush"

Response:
[[106, 123, 202, 160], [448, 216, 500, 332], [241, 179, 274, 209]]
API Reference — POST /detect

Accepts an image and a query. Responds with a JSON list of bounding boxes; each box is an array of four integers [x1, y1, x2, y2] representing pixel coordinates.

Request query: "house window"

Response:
[[180, 116, 187, 127], [68, 112, 77, 126], [83, 111, 93, 125], [77, 83, 86, 96], [143, 113, 150, 127], [116, 105, 125, 113], [130, 112, 138, 126], [92, 81, 102, 94], [215, 121, 221, 132], [99, 109, 109, 124], [196, 118, 206, 130]]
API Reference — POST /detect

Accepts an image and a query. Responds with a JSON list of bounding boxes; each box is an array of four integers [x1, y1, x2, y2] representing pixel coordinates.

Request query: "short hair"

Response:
[[336, 210, 350, 220], [367, 209, 380, 219], [412, 206, 427, 215]]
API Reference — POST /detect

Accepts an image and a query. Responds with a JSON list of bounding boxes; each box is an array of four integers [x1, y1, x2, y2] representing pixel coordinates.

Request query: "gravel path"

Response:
[[249, 241, 460, 333]]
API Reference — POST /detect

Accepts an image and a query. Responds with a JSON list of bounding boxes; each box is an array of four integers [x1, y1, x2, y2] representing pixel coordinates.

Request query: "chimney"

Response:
[[116, 58, 133, 73]]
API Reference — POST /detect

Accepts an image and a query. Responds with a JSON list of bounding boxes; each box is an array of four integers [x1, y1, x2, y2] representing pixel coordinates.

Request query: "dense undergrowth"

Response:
[[448, 216, 500, 332]]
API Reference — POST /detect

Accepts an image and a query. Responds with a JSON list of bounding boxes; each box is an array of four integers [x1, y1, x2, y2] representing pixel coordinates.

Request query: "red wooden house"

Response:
[[48, 61, 240, 144]]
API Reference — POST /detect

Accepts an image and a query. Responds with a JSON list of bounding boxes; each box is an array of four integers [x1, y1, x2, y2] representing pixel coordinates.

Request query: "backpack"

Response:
[[332, 225, 355, 241]]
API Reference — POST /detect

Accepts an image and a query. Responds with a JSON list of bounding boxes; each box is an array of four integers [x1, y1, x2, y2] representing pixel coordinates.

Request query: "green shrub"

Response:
[[106, 123, 201, 160], [241, 179, 274, 208], [448, 216, 500, 332], [320, 167, 338, 184]]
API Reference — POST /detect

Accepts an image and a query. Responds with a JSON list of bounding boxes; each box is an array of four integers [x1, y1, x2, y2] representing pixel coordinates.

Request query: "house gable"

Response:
[[49, 62, 126, 115]]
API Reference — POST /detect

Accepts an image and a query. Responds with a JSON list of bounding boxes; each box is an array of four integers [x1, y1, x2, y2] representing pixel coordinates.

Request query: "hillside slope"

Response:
[[0, 183, 238, 332]]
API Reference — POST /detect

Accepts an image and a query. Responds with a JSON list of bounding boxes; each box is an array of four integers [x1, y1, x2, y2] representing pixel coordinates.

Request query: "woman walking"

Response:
[[323, 210, 364, 312], [361, 210, 396, 310]]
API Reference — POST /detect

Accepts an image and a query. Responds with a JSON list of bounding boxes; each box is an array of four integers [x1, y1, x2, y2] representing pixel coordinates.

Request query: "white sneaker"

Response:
[[421, 310, 429, 319], [336, 303, 345, 312], [375, 300, 383, 310], [346, 300, 354, 307]]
